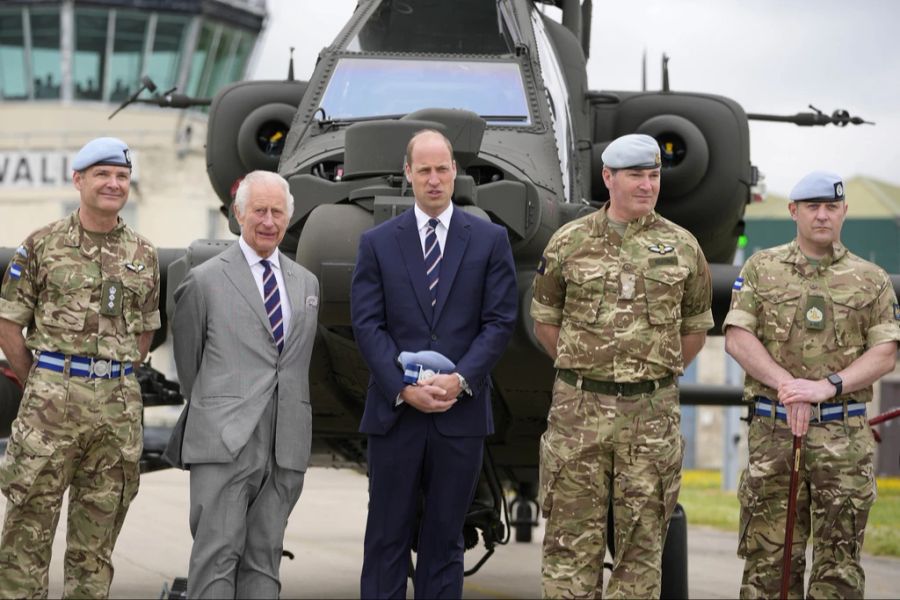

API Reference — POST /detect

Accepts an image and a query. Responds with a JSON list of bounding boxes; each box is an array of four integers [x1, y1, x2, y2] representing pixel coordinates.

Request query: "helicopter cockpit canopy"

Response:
[[346, 0, 514, 54], [317, 58, 531, 126]]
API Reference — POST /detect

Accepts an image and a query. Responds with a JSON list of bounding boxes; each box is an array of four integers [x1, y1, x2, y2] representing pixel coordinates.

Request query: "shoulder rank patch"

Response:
[[894, 302, 899, 321], [536, 256, 547, 275], [647, 243, 675, 255], [733, 277, 744, 291]]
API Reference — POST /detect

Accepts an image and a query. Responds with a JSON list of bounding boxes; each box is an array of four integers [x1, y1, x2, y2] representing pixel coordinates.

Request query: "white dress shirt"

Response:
[[414, 202, 453, 257], [239, 235, 292, 338]]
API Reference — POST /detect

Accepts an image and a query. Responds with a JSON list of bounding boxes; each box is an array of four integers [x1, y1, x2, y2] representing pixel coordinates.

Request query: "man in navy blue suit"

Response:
[[351, 129, 517, 599]]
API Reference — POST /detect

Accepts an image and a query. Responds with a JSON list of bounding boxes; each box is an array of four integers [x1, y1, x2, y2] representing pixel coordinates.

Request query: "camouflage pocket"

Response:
[[538, 432, 563, 518], [736, 469, 762, 558], [117, 377, 144, 463], [757, 286, 800, 342], [0, 420, 57, 506], [539, 382, 586, 518], [561, 267, 606, 323], [643, 266, 688, 324], [831, 287, 872, 347], [122, 271, 154, 333], [40, 267, 93, 331]]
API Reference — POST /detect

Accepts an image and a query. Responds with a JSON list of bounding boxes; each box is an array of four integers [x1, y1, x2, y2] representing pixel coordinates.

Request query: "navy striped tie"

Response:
[[424, 218, 441, 307], [260, 260, 284, 353]]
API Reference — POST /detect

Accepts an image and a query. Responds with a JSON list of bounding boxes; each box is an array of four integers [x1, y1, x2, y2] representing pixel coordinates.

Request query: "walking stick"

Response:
[[780, 435, 802, 600], [869, 407, 900, 443]]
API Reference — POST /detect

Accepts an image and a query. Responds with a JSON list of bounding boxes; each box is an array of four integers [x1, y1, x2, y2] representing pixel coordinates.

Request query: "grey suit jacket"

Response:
[[163, 242, 319, 471]]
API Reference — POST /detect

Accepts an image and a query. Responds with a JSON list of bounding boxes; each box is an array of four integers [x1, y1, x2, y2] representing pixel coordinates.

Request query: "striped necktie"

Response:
[[260, 259, 284, 353], [424, 218, 441, 307]]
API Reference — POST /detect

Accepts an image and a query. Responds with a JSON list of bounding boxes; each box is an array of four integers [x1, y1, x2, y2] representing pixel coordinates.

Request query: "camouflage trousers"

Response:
[[738, 413, 876, 599], [0, 365, 142, 599], [540, 377, 683, 599]]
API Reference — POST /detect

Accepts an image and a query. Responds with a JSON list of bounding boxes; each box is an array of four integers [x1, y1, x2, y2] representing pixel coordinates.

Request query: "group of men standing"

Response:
[[0, 129, 896, 600]]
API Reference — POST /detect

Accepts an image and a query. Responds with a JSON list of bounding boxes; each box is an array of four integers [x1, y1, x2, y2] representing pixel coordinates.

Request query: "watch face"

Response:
[[828, 374, 842, 385]]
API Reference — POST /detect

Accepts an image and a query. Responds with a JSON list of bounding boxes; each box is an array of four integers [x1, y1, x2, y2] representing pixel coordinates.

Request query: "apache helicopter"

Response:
[[1, 0, 894, 594]]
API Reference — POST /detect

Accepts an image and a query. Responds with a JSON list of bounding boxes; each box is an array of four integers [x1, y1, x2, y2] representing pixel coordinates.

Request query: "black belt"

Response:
[[557, 369, 675, 396]]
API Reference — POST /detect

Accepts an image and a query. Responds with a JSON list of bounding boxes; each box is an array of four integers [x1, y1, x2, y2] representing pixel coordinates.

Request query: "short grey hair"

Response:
[[233, 170, 294, 218]]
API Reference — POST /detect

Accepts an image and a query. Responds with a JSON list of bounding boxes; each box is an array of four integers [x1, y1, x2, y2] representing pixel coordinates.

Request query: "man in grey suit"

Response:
[[163, 170, 319, 598]]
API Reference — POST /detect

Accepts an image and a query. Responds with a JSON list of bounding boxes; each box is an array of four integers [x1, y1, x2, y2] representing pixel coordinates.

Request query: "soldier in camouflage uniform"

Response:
[[724, 170, 900, 599], [531, 134, 713, 598], [0, 137, 160, 599]]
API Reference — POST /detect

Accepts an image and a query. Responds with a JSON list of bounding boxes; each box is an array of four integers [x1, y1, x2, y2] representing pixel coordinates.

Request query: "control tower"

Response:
[[0, 0, 269, 246]]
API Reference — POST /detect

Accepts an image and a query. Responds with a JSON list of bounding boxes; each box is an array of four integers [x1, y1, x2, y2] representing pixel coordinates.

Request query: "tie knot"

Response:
[[428, 218, 440, 231], [260, 259, 271, 272]]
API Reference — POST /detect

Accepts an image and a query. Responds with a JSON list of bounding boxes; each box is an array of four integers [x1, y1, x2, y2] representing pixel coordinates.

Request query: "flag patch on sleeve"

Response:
[[9, 264, 22, 280], [732, 277, 743, 291]]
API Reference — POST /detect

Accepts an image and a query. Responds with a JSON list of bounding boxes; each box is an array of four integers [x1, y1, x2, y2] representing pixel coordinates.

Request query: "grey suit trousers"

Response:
[[186, 399, 305, 599]]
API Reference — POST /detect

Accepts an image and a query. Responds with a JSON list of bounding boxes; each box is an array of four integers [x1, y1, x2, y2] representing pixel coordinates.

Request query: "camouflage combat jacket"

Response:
[[531, 206, 713, 382], [0, 209, 160, 362], [723, 240, 900, 404]]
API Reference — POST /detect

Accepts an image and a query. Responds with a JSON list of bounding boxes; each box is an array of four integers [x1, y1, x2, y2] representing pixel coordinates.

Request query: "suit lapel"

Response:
[[432, 208, 470, 325], [283, 260, 306, 350], [221, 243, 273, 340], [396, 209, 434, 323]]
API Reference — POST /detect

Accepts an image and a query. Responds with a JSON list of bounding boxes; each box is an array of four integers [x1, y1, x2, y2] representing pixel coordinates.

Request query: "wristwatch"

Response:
[[826, 373, 843, 397], [456, 373, 472, 396]]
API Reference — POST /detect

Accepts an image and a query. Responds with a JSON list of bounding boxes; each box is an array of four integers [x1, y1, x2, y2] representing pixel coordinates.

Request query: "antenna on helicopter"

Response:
[[641, 48, 647, 91], [661, 53, 670, 92], [107, 75, 210, 119], [287, 47, 295, 82], [747, 104, 874, 127], [108, 75, 157, 120]]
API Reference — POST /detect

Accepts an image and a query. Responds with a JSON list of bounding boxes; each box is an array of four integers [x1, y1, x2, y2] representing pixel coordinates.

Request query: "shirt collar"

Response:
[[64, 208, 125, 247], [414, 202, 453, 232], [239, 235, 282, 270], [589, 204, 659, 237], [785, 238, 847, 269]]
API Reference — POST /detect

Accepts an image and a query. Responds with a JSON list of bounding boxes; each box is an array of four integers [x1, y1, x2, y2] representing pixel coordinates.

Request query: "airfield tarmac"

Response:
[[1, 467, 896, 599]]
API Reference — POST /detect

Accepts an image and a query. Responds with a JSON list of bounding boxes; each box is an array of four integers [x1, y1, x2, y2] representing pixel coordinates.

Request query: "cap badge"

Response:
[[834, 182, 844, 197]]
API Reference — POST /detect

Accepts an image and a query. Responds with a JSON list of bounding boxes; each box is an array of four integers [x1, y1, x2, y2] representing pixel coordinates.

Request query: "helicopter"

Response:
[[1, 0, 895, 595]]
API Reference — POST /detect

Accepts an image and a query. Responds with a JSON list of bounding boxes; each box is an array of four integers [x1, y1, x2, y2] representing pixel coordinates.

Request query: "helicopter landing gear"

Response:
[[509, 482, 539, 543]]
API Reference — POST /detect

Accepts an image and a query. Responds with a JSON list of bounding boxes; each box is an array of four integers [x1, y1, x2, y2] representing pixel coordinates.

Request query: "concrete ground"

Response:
[[0, 467, 896, 599]]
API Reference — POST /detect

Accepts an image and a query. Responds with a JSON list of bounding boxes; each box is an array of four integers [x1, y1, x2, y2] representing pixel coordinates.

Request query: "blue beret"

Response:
[[72, 137, 132, 171], [788, 170, 845, 202], [397, 350, 456, 385], [601, 134, 661, 169]]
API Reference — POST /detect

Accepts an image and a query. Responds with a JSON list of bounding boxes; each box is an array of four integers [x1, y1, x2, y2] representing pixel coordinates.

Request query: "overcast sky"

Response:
[[251, 0, 900, 196]]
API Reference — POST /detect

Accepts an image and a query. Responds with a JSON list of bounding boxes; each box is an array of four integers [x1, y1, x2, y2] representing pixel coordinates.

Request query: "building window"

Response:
[[0, 9, 27, 100], [201, 26, 237, 98], [30, 8, 62, 100], [187, 22, 217, 98], [74, 9, 108, 101], [145, 15, 189, 93], [108, 11, 149, 103], [228, 31, 253, 83]]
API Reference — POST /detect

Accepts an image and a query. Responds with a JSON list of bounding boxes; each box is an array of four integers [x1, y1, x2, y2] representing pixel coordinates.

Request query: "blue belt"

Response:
[[36, 351, 133, 379], [753, 396, 865, 423]]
